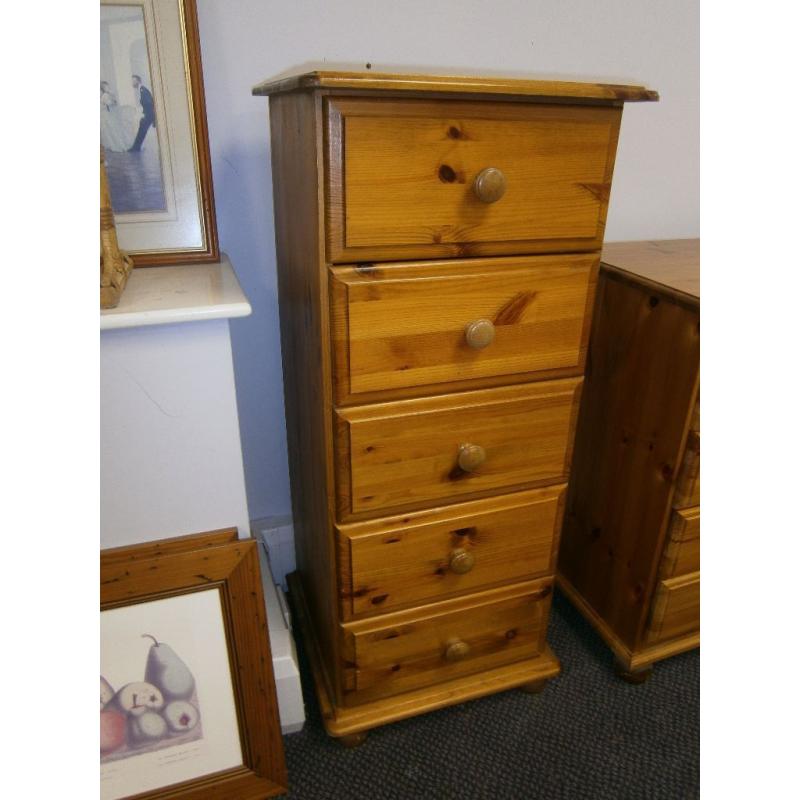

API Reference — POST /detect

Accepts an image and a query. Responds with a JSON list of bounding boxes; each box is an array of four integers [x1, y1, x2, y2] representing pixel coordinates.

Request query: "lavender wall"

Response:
[[196, 0, 699, 521]]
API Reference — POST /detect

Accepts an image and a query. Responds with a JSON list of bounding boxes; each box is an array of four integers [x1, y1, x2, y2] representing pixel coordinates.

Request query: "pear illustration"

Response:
[[142, 634, 195, 700]]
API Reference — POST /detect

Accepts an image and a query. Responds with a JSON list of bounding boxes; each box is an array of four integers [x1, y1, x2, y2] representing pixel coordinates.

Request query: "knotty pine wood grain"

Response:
[[673, 397, 700, 508], [253, 70, 658, 104], [335, 378, 582, 519], [557, 570, 699, 672], [290, 568, 560, 736], [330, 255, 597, 402], [559, 269, 699, 650], [100, 527, 238, 563], [646, 570, 700, 644], [326, 98, 622, 262], [337, 486, 565, 618], [268, 91, 345, 702], [340, 578, 553, 705], [259, 73, 655, 735], [657, 506, 700, 580]]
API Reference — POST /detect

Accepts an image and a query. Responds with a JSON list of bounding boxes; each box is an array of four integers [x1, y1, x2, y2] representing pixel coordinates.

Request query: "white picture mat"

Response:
[[101, 588, 243, 800], [101, 0, 205, 253]]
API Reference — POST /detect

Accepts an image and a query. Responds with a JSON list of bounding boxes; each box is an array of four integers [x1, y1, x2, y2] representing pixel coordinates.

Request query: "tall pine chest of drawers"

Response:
[[254, 71, 657, 744]]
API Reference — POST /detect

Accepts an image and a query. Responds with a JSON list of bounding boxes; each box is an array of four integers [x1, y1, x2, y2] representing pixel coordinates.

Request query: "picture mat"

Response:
[[101, 588, 243, 800]]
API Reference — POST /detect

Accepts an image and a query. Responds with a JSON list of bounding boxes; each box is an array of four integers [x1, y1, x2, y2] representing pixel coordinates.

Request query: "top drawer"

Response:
[[325, 98, 622, 263]]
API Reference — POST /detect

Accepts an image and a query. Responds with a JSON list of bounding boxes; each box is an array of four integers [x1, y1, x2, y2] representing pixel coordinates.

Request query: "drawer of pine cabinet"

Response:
[[337, 485, 565, 618], [673, 399, 700, 508], [334, 378, 582, 519], [658, 506, 700, 580], [330, 255, 597, 402], [340, 579, 552, 705], [646, 571, 700, 644], [326, 97, 622, 263]]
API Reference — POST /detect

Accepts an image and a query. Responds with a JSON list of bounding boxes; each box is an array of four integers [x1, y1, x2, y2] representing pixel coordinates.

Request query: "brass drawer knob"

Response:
[[445, 639, 470, 662], [449, 547, 475, 574], [458, 443, 486, 472], [473, 167, 507, 203], [464, 318, 495, 349]]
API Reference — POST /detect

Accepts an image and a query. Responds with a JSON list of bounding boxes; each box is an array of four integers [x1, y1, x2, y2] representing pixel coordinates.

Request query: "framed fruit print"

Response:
[[100, 533, 287, 799], [100, 0, 219, 265]]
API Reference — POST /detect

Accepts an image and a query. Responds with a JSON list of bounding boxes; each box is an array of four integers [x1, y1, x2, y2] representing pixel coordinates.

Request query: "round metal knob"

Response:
[[445, 639, 470, 662], [449, 547, 475, 574], [458, 443, 486, 473], [473, 167, 507, 203], [464, 318, 495, 349]]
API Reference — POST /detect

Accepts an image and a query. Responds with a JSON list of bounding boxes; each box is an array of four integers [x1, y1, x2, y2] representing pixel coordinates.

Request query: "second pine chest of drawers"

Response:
[[254, 71, 657, 744]]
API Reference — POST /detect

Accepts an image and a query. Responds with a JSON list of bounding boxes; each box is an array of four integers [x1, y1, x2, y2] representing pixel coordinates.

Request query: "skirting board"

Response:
[[257, 538, 305, 734], [253, 515, 295, 590]]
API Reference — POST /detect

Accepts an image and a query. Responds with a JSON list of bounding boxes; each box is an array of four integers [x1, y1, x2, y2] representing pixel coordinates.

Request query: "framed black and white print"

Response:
[[100, 0, 218, 265]]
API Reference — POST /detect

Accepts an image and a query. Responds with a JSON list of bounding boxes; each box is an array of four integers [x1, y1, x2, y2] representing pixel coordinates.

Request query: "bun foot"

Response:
[[337, 731, 368, 748], [615, 662, 653, 684], [520, 679, 547, 694]]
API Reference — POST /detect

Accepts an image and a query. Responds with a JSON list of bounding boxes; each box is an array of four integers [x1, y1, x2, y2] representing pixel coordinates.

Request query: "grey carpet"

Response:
[[281, 590, 699, 799]]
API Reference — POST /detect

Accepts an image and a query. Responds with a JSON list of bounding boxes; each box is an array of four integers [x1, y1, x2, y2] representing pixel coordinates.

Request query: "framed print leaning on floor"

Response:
[[100, 0, 218, 265], [100, 534, 287, 800]]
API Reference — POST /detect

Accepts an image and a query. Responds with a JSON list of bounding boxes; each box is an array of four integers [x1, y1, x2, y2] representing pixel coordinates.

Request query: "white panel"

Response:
[[100, 318, 250, 547]]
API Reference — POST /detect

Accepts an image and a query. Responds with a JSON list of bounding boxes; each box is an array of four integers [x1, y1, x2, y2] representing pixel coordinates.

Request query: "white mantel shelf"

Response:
[[100, 253, 251, 330]]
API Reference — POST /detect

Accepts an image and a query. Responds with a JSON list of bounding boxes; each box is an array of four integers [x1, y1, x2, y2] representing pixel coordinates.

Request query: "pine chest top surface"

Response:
[[252, 70, 658, 105], [601, 240, 699, 306]]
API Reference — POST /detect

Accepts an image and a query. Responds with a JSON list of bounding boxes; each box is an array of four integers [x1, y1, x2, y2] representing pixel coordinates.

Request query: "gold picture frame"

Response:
[[100, 0, 218, 266]]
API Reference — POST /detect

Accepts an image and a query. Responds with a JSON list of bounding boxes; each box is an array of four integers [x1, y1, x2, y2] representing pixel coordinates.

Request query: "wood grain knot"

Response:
[[494, 291, 536, 326], [438, 164, 457, 183], [447, 126, 463, 139], [371, 594, 389, 605]]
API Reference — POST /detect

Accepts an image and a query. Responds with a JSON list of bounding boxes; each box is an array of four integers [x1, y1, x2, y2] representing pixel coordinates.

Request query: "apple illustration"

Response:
[[163, 700, 200, 735], [142, 634, 195, 700], [113, 681, 164, 717], [100, 676, 114, 710], [127, 709, 167, 746], [100, 707, 127, 754]]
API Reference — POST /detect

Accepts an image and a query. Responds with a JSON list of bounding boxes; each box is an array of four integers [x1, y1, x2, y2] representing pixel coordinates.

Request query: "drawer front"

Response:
[[673, 399, 700, 508], [341, 580, 551, 704], [646, 571, 700, 644], [326, 98, 622, 262], [658, 506, 700, 580], [335, 378, 582, 519], [338, 486, 565, 617], [331, 255, 597, 401]]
